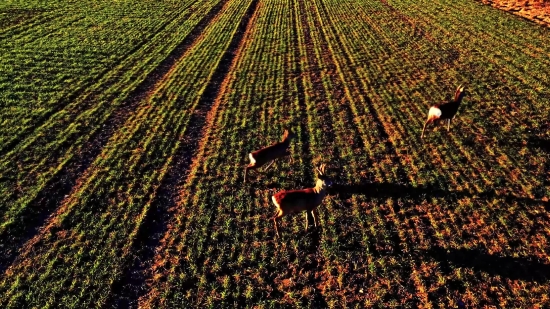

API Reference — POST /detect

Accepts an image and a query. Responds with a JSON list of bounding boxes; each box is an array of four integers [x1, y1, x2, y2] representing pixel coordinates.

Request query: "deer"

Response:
[[270, 164, 333, 237], [244, 128, 297, 183], [421, 85, 466, 139]]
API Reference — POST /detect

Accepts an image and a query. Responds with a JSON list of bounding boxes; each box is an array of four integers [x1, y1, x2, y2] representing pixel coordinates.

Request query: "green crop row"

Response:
[[143, 0, 419, 306], [0, 0, 193, 157], [301, 0, 422, 305], [0, 0, 219, 247], [0, 0, 256, 307], [0, 2, 184, 147]]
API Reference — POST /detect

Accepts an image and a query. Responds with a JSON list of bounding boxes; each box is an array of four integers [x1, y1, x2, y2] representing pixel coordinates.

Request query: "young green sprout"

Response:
[[270, 164, 333, 237]]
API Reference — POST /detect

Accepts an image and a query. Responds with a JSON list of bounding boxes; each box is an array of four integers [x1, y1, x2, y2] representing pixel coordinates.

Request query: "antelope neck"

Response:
[[313, 180, 326, 194], [455, 93, 465, 103]]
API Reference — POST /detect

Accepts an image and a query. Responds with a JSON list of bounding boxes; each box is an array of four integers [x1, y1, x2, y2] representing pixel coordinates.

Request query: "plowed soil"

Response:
[[479, 0, 550, 26]]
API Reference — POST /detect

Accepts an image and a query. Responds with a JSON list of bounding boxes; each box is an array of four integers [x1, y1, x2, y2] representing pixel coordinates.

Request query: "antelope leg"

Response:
[[311, 209, 318, 227], [273, 217, 280, 238], [263, 161, 275, 172], [421, 120, 430, 139]]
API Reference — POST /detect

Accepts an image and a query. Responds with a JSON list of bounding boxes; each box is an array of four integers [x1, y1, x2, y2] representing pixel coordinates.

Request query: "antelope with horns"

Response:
[[270, 164, 333, 237], [244, 128, 296, 183], [421, 85, 466, 138]]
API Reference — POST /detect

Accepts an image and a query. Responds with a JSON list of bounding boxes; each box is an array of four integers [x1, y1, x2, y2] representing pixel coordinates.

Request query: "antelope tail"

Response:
[[454, 84, 465, 102]]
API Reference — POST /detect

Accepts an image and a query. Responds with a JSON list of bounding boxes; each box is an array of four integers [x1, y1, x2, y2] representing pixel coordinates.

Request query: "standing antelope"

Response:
[[421, 85, 466, 138], [270, 164, 333, 237], [244, 128, 296, 183]]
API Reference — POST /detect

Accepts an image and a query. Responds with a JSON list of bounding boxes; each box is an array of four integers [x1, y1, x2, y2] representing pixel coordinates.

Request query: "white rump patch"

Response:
[[249, 153, 256, 164], [428, 106, 442, 118]]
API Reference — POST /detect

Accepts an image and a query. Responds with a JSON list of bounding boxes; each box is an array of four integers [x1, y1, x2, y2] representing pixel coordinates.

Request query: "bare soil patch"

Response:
[[478, 0, 550, 26]]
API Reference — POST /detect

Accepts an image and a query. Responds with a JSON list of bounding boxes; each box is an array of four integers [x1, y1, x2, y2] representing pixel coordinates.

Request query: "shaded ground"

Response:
[[478, 0, 550, 26]]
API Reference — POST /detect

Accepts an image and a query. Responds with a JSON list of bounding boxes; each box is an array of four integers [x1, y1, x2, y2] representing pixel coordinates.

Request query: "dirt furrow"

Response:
[[290, 0, 313, 179], [478, 0, 550, 27], [108, 0, 260, 307], [0, 0, 229, 273]]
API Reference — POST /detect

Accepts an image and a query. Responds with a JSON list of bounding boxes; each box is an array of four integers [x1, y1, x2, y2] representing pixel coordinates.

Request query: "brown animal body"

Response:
[[270, 164, 333, 237], [244, 129, 296, 183], [421, 85, 466, 138]]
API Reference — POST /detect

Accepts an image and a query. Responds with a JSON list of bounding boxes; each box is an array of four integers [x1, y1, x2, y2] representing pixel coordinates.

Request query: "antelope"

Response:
[[421, 85, 466, 138], [244, 128, 296, 183], [270, 164, 333, 237]]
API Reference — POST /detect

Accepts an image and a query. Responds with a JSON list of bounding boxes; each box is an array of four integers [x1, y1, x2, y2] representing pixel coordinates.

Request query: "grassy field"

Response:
[[0, 0, 549, 307]]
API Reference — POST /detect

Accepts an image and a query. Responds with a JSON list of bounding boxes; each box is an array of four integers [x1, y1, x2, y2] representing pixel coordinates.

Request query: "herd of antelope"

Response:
[[245, 85, 467, 237]]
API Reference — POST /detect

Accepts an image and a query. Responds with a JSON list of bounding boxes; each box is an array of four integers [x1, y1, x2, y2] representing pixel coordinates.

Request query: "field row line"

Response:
[[0, 9, 67, 43]]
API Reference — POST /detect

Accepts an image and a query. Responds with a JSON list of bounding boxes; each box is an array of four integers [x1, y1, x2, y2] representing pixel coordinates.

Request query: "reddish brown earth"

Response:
[[479, 0, 550, 26]]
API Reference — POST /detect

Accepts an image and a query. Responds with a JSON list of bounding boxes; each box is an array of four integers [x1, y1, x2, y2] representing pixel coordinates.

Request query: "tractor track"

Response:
[[108, 0, 261, 307]]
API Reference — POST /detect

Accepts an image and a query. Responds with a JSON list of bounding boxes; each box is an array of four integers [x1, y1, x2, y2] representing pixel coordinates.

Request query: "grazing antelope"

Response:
[[270, 164, 333, 237], [244, 128, 296, 183], [421, 85, 466, 138]]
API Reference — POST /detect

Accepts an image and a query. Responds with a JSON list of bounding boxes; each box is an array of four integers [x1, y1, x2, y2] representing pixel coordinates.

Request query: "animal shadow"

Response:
[[328, 182, 445, 202], [328, 182, 548, 210], [527, 137, 550, 153], [425, 246, 550, 283], [299, 226, 321, 255]]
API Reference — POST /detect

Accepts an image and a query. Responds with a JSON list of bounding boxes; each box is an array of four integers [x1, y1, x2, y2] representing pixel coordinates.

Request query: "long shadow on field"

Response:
[[528, 137, 550, 153], [424, 246, 550, 283], [310, 287, 329, 308], [275, 228, 328, 307], [328, 182, 453, 202], [328, 182, 548, 209], [296, 223, 322, 256]]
